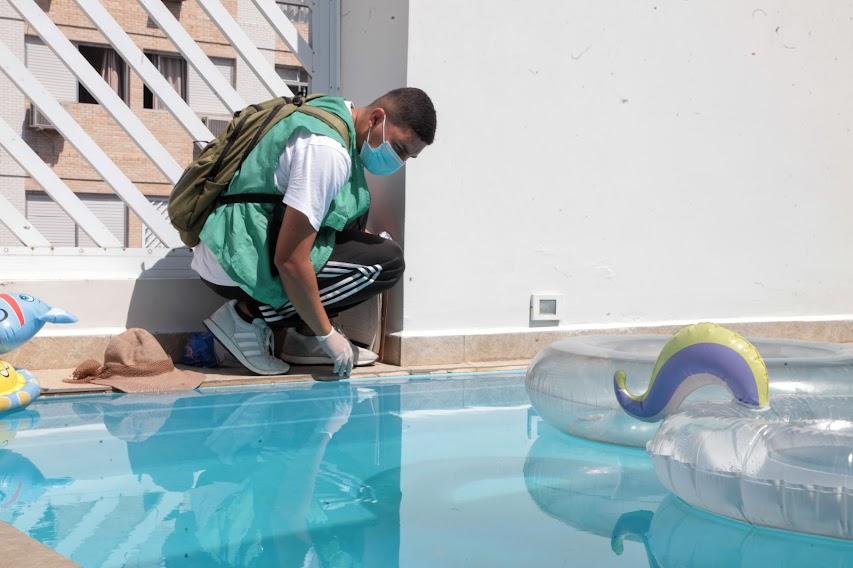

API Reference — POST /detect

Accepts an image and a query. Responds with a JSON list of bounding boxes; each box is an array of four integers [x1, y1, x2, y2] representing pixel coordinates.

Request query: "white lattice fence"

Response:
[[0, 0, 332, 272]]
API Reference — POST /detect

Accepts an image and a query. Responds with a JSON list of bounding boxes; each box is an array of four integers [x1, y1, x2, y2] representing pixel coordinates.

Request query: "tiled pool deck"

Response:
[[0, 520, 78, 567]]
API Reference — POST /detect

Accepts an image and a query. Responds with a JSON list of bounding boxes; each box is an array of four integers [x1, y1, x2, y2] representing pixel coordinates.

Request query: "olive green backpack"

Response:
[[168, 94, 350, 247]]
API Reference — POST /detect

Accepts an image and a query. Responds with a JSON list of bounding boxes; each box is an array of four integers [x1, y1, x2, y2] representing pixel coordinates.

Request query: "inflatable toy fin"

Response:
[[614, 323, 769, 422], [611, 510, 659, 568], [0, 293, 77, 353], [611, 510, 654, 555], [38, 308, 78, 324]]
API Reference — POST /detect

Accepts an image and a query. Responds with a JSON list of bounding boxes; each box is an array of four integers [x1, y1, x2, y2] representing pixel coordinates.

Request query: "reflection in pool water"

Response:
[[2, 381, 396, 567], [2, 372, 846, 567], [624, 495, 853, 568], [523, 423, 853, 567]]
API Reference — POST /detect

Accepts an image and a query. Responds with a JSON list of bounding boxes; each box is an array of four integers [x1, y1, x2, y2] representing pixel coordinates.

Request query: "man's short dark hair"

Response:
[[369, 87, 437, 145]]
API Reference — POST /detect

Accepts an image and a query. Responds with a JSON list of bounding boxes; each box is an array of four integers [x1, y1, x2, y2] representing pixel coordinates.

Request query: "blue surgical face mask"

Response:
[[360, 116, 404, 176]]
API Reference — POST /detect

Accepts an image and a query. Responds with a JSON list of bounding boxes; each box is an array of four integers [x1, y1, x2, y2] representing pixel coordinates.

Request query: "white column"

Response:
[[311, 0, 341, 94]]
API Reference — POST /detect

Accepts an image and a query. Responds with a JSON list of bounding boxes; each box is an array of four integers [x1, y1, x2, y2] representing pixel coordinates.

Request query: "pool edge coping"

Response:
[[34, 360, 532, 397], [0, 520, 80, 567]]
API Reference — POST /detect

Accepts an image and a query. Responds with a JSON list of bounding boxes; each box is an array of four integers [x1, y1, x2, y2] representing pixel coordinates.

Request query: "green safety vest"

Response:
[[199, 96, 370, 308]]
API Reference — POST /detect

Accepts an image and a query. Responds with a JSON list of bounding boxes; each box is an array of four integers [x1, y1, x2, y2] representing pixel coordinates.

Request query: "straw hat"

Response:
[[66, 328, 204, 393]]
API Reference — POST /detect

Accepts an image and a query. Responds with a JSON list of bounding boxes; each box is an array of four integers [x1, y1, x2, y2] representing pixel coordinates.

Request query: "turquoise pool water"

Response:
[[1, 371, 851, 567]]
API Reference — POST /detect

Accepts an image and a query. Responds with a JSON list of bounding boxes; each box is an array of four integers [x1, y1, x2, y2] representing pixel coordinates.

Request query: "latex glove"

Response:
[[317, 394, 354, 437], [317, 328, 354, 377]]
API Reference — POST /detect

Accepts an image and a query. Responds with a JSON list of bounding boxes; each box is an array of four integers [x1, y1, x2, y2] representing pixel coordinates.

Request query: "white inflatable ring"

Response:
[[650, 395, 853, 539], [526, 334, 853, 447], [0, 364, 39, 414]]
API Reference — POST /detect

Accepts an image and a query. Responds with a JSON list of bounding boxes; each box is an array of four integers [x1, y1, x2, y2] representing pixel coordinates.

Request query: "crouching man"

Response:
[[191, 88, 437, 377]]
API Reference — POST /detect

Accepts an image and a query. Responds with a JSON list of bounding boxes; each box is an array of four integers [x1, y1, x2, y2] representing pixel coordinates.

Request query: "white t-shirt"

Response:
[[191, 103, 353, 286]]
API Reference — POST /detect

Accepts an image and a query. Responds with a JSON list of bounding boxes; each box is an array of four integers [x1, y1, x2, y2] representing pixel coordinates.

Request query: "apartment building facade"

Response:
[[0, 0, 314, 249]]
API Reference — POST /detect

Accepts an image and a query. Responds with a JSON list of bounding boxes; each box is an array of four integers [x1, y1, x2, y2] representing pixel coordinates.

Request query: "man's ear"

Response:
[[369, 107, 386, 127]]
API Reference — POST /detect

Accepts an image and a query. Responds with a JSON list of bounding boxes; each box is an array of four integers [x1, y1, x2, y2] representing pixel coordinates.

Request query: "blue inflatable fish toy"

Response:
[[0, 293, 77, 354], [0, 449, 69, 511], [614, 323, 769, 422]]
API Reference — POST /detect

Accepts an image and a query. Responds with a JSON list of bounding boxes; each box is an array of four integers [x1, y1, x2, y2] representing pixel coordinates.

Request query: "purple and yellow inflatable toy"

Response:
[[613, 322, 769, 422], [0, 293, 77, 413]]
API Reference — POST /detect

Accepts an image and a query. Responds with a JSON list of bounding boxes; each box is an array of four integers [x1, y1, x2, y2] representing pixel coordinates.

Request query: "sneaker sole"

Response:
[[203, 318, 290, 376]]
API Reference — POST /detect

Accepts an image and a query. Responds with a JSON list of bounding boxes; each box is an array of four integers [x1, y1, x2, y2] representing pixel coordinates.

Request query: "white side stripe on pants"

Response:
[[258, 261, 383, 323]]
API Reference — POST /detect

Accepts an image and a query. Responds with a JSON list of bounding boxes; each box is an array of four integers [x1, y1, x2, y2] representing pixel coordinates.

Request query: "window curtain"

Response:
[[101, 49, 120, 95], [155, 56, 185, 110]]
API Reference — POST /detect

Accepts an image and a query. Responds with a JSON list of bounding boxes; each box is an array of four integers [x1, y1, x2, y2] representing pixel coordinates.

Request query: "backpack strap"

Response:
[[225, 95, 350, 181], [294, 104, 351, 149], [206, 104, 260, 183], [217, 193, 281, 205], [213, 95, 352, 211], [206, 94, 323, 184]]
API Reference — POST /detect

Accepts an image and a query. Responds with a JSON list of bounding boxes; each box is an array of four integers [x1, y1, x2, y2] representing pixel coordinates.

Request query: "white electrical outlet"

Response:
[[530, 292, 563, 324]]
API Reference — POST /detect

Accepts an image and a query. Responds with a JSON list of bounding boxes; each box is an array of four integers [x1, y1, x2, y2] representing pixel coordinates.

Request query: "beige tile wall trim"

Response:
[[0, 521, 79, 567], [6, 333, 192, 371], [10, 319, 853, 371], [390, 320, 853, 366]]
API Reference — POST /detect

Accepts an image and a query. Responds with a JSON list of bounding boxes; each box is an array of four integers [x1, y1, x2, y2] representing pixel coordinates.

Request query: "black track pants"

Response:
[[201, 229, 404, 328]]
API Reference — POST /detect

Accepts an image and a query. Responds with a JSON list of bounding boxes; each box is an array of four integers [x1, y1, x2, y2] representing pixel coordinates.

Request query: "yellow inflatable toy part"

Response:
[[0, 360, 40, 413], [613, 322, 769, 422]]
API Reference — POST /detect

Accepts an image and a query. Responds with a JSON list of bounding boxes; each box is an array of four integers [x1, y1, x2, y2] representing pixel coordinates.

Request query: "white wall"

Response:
[[340, 0, 409, 331], [402, 0, 853, 334]]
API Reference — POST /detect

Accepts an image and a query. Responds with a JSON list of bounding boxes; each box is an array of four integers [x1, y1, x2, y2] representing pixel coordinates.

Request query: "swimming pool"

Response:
[[1, 371, 851, 567]]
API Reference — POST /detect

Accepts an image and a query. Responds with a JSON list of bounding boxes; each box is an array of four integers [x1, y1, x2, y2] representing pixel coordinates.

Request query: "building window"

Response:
[[25, 36, 77, 103], [143, 52, 187, 110], [26, 192, 127, 247], [188, 56, 235, 117], [277, 1, 312, 47], [77, 44, 128, 104], [276, 66, 310, 97]]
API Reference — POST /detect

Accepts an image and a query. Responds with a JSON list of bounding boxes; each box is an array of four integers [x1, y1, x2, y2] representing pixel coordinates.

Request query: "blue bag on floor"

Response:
[[182, 332, 219, 368]]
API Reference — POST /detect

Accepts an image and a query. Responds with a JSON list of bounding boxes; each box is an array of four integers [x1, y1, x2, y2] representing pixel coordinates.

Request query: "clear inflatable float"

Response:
[[526, 323, 853, 540], [527, 330, 853, 447], [523, 422, 853, 566]]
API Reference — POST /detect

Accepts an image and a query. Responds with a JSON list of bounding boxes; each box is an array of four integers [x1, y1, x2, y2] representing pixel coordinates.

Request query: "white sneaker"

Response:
[[203, 300, 290, 375], [280, 328, 379, 367]]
